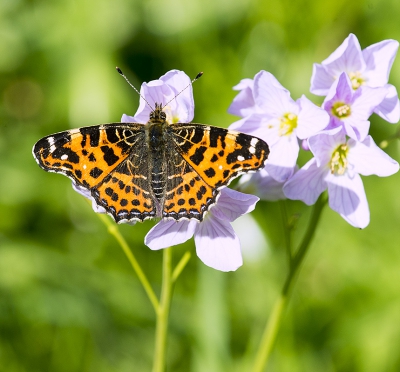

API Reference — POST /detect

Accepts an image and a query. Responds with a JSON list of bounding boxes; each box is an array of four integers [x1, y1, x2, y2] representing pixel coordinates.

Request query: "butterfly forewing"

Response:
[[33, 124, 144, 189], [170, 124, 269, 188]]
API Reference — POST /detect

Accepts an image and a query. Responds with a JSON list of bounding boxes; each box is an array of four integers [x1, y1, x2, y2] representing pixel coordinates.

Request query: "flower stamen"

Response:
[[332, 102, 351, 118], [330, 143, 349, 175], [278, 113, 298, 136], [348, 71, 365, 90]]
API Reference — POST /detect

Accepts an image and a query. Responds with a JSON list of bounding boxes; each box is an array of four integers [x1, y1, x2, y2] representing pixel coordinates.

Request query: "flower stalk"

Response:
[[252, 194, 327, 372]]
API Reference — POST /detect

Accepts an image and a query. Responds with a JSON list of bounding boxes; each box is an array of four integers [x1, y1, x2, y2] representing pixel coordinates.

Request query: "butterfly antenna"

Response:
[[116, 67, 154, 111], [162, 71, 203, 109]]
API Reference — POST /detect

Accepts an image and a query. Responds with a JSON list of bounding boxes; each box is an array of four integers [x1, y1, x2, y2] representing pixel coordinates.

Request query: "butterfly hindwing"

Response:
[[170, 123, 269, 188], [162, 150, 218, 220]]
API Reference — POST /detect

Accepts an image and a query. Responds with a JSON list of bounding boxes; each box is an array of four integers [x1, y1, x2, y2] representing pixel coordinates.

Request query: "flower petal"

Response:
[[326, 172, 369, 228], [210, 188, 259, 222], [296, 95, 330, 138], [347, 136, 399, 177], [145, 219, 198, 250], [253, 70, 297, 115], [194, 217, 242, 272], [374, 84, 400, 123], [238, 169, 286, 201], [283, 158, 328, 205], [362, 39, 399, 87], [227, 78, 258, 117], [266, 135, 298, 182], [321, 34, 365, 78], [310, 63, 335, 95]]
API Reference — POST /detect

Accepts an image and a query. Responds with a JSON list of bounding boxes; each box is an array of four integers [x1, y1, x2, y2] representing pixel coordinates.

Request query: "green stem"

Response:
[[279, 200, 292, 267], [252, 194, 327, 372], [97, 213, 159, 312], [152, 247, 173, 372]]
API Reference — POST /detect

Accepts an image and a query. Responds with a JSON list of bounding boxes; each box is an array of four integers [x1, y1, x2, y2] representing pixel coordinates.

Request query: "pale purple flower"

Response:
[[229, 70, 330, 182], [323, 72, 388, 141], [122, 69, 194, 124], [311, 33, 400, 123], [145, 188, 259, 272], [283, 127, 399, 228]]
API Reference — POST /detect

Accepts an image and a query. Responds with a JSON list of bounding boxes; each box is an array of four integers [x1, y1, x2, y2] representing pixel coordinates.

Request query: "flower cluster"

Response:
[[231, 33, 399, 228], [73, 34, 399, 272]]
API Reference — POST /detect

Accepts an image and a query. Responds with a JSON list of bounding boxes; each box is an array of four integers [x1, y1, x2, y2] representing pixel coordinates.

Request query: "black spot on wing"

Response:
[[189, 146, 207, 166], [100, 146, 120, 166]]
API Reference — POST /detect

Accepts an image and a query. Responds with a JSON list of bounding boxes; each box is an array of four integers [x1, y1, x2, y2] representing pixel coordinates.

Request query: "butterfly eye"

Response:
[[160, 111, 166, 120]]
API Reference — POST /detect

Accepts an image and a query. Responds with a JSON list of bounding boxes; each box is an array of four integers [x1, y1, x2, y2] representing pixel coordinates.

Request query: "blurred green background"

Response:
[[1, 0, 400, 371]]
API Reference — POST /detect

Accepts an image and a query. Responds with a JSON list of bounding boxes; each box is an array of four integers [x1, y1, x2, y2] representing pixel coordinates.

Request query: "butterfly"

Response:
[[33, 74, 269, 223]]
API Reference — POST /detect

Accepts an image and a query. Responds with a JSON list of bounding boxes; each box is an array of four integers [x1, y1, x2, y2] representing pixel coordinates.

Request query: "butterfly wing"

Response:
[[33, 123, 156, 222], [170, 123, 269, 188], [161, 148, 219, 221]]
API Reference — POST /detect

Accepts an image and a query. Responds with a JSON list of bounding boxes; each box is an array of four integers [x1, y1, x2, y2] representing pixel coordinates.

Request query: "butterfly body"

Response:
[[33, 103, 269, 223]]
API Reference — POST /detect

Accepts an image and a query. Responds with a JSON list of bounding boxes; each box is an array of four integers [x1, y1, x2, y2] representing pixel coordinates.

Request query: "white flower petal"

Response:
[[145, 219, 198, 250], [228, 78, 257, 117], [238, 169, 286, 201], [351, 86, 388, 119], [228, 114, 271, 144], [362, 39, 399, 87], [283, 159, 328, 205], [348, 136, 399, 177], [326, 172, 369, 228], [253, 71, 296, 115], [310, 64, 335, 95], [194, 218, 242, 272], [322, 34, 365, 77], [374, 84, 400, 123], [210, 188, 259, 222], [266, 135, 299, 182], [296, 95, 330, 138]]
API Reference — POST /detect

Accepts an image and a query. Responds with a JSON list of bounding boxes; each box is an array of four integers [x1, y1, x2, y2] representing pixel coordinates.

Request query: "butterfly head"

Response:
[[149, 103, 167, 123]]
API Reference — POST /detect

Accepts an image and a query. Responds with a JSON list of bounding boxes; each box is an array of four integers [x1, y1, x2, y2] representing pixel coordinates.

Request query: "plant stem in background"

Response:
[[97, 213, 159, 311], [153, 248, 173, 372], [252, 194, 327, 372]]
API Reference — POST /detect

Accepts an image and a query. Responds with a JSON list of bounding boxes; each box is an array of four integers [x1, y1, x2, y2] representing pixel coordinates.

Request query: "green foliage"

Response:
[[1, 0, 400, 371]]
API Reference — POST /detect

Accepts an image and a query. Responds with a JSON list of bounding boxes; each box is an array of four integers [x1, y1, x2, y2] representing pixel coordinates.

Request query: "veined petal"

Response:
[[266, 135, 299, 182], [342, 119, 370, 141], [238, 169, 286, 201], [351, 86, 388, 119], [145, 219, 198, 250], [194, 217, 242, 272], [296, 95, 330, 138], [326, 172, 369, 228], [362, 39, 399, 87], [228, 78, 257, 117], [323, 73, 353, 112], [159, 70, 195, 122], [348, 136, 399, 177], [374, 84, 400, 123], [283, 159, 328, 205], [210, 188, 259, 222], [228, 113, 272, 144], [321, 34, 365, 77], [310, 63, 335, 95], [253, 71, 296, 115]]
